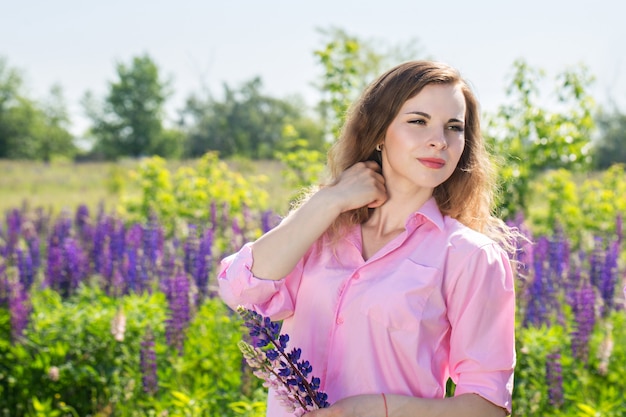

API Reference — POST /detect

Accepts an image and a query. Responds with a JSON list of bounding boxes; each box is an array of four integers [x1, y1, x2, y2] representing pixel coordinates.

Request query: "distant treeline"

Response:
[[1, 27, 625, 171]]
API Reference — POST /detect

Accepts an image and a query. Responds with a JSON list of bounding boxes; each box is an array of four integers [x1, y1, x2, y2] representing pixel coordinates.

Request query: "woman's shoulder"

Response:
[[441, 215, 501, 254]]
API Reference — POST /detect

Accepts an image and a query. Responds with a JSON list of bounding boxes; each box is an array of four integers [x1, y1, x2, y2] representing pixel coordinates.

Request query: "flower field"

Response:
[[1, 158, 625, 416]]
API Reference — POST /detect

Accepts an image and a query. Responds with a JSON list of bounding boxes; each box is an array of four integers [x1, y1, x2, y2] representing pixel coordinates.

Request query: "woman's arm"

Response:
[[250, 161, 386, 280], [307, 393, 507, 417]]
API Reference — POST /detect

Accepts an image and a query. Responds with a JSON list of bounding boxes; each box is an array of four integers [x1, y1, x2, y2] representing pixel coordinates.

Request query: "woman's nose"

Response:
[[428, 129, 448, 149]]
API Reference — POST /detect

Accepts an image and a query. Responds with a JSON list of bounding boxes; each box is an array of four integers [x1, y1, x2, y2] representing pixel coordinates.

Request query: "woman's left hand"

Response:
[[306, 394, 386, 417]]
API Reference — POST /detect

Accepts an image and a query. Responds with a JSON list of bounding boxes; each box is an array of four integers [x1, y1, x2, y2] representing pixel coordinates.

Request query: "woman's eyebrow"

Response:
[[404, 111, 431, 119], [404, 111, 464, 124]]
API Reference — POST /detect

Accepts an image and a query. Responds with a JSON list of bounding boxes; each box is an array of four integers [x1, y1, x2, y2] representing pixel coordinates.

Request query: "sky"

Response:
[[2, 0, 626, 136]]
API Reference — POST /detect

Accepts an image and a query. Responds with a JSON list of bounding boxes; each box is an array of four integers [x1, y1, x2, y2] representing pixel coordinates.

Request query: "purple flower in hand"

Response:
[[237, 306, 330, 415]]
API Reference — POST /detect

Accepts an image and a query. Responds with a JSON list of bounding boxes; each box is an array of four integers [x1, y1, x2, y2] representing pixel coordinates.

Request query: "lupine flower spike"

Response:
[[237, 306, 330, 416]]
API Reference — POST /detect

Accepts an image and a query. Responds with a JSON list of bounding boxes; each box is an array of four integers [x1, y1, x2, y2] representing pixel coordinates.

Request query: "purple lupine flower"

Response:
[[138, 256, 151, 294], [570, 281, 596, 363], [231, 217, 243, 252], [16, 248, 35, 291], [505, 213, 534, 297], [599, 240, 619, 316], [261, 210, 280, 234], [100, 240, 114, 288], [123, 247, 138, 293], [74, 204, 90, 232], [9, 280, 30, 342], [110, 266, 126, 298], [5, 208, 22, 257], [45, 245, 64, 292], [110, 219, 126, 264], [45, 215, 74, 294], [565, 251, 584, 307], [523, 236, 550, 327], [194, 228, 214, 300], [0, 222, 5, 260], [547, 231, 570, 326], [62, 237, 86, 296], [183, 225, 198, 278], [93, 214, 114, 275], [589, 236, 604, 290], [124, 224, 144, 293], [126, 223, 143, 249], [92, 216, 106, 274], [74, 205, 95, 251], [0, 263, 7, 305], [25, 232, 41, 274], [140, 329, 159, 395], [237, 307, 330, 414], [159, 243, 177, 283], [545, 351, 564, 408], [548, 228, 569, 282], [51, 213, 72, 246], [164, 272, 191, 355], [143, 217, 163, 268]]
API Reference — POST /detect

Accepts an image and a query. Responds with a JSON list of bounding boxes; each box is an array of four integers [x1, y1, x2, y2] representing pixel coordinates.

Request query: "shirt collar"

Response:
[[407, 197, 444, 232]]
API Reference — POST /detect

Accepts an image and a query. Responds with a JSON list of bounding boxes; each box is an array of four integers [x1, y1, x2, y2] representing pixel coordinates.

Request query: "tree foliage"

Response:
[[592, 107, 626, 169], [313, 27, 422, 140], [84, 54, 181, 160], [182, 77, 324, 160], [485, 59, 596, 219], [274, 124, 327, 202], [0, 57, 76, 161]]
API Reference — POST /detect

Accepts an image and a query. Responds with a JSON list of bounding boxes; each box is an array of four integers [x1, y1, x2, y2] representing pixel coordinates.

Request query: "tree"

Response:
[[313, 27, 422, 140], [84, 54, 180, 159], [182, 77, 324, 159], [0, 57, 76, 160], [592, 107, 626, 169], [485, 59, 596, 219], [36, 85, 77, 162]]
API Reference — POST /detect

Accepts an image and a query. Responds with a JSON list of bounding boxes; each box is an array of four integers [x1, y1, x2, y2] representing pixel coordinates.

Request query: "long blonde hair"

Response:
[[304, 61, 514, 250]]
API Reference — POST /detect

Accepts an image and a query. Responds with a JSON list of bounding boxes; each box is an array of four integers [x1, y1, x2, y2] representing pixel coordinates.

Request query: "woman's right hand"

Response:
[[248, 161, 387, 281], [325, 161, 388, 213]]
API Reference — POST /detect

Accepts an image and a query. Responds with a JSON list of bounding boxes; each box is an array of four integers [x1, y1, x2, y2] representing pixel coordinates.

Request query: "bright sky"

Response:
[[3, 0, 625, 135]]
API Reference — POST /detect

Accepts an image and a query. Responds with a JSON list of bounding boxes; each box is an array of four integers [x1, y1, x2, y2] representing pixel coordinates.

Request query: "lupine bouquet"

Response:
[[237, 306, 330, 416]]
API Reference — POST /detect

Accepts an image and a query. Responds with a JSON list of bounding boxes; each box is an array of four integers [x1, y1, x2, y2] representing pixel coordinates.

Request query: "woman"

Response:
[[218, 60, 516, 417]]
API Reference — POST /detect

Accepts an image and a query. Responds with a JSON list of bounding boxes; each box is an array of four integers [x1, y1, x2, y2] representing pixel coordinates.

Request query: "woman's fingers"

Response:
[[332, 161, 387, 211]]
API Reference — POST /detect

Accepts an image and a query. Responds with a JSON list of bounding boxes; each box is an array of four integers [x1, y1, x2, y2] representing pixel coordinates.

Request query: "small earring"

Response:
[[375, 143, 382, 152]]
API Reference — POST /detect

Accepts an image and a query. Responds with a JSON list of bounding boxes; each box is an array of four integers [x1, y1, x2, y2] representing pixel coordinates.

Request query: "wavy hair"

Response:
[[314, 60, 514, 249]]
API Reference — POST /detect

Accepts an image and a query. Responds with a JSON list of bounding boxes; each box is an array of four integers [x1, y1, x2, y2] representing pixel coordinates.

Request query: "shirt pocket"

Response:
[[358, 260, 439, 332]]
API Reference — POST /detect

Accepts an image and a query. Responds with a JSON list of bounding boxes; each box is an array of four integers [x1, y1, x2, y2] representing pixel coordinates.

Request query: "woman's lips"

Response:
[[418, 158, 446, 169]]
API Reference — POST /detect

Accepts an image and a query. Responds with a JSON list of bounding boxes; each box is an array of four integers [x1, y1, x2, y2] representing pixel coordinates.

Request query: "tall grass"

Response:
[[0, 159, 293, 217]]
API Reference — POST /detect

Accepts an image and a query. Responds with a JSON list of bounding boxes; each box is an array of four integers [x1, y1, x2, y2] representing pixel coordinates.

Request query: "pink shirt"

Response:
[[218, 198, 516, 416]]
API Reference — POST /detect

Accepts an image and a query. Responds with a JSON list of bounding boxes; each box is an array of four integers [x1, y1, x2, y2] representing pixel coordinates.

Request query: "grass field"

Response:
[[0, 158, 293, 216]]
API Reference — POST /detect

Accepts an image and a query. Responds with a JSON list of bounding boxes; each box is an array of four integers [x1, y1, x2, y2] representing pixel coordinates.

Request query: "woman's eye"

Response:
[[447, 125, 465, 132], [409, 119, 426, 125]]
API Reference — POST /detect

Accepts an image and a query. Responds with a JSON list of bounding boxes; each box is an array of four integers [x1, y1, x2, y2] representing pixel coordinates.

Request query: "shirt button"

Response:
[[353, 272, 360, 280], [336, 317, 344, 325]]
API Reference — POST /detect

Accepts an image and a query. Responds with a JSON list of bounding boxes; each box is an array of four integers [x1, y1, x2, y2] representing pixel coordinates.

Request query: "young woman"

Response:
[[218, 61, 517, 417]]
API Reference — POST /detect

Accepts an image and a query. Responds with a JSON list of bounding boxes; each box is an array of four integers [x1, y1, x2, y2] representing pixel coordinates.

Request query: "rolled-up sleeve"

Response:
[[217, 243, 303, 321], [446, 243, 516, 414]]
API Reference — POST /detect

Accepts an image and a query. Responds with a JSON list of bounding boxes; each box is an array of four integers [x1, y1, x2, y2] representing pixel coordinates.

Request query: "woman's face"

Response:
[[380, 82, 466, 196]]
